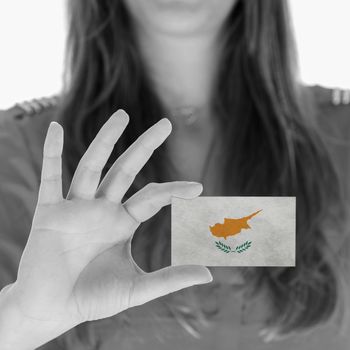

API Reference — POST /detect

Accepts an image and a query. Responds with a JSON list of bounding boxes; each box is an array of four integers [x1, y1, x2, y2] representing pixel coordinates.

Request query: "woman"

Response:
[[0, 0, 349, 349]]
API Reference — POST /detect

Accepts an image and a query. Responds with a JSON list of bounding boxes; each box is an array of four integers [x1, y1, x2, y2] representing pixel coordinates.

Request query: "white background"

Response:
[[0, 0, 349, 109]]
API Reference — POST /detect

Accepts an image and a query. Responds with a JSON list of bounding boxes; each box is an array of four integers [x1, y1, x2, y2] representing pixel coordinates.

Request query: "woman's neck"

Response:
[[135, 28, 220, 119]]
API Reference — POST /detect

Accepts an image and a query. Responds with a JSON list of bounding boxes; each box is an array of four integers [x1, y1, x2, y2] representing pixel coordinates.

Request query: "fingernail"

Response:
[[113, 110, 129, 123], [158, 118, 172, 133], [187, 181, 202, 187], [197, 267, 213, 284], [49, 121, 61, 129], [187, 182, 203, 194], [48, 121, 63, 137], [203, 270, 213, 283]]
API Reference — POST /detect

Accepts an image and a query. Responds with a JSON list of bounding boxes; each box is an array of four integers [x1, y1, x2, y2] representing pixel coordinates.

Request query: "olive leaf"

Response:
[[215, 240, 252, 254]]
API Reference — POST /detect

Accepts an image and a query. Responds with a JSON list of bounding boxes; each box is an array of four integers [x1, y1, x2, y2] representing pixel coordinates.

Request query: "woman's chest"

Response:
[[165, 122, 224, 195], [80, 282, 350, 350]]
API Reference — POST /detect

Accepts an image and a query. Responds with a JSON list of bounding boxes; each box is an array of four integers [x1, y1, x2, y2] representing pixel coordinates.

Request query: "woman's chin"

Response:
[[154, 0, 202, 8], [150, 17, 211, 37], [144, 3, 212, 36], [125, 0, 237, 37]]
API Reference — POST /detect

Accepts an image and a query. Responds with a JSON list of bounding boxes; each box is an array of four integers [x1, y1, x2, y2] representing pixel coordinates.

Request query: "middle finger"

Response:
[[96, 118, 172, 203], [67, 110, 129, 200]]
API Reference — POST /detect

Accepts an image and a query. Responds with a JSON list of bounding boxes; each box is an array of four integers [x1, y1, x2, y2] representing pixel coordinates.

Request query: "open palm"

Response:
[[10, 110, 212, 345]]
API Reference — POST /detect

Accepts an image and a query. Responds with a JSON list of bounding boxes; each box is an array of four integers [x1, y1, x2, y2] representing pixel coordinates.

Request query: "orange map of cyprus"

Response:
[[209, 209, 262, 239]]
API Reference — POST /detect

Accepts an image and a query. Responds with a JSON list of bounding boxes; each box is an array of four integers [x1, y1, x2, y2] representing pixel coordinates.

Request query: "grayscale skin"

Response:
[[0, 110, 212, 349]]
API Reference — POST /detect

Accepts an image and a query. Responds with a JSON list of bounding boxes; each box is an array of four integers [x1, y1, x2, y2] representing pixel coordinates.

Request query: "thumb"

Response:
[[130, 265, 213, 307]]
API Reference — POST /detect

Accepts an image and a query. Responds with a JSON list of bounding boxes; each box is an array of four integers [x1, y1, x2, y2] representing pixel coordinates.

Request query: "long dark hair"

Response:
[[57, 0, 348, 346]]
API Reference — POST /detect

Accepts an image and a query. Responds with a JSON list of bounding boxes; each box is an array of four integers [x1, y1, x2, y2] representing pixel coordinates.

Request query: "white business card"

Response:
[[171, 196, 296, 267]]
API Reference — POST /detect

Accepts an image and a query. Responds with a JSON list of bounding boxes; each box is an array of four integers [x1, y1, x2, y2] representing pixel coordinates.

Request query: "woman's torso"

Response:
[[0, 86, 350, 349]]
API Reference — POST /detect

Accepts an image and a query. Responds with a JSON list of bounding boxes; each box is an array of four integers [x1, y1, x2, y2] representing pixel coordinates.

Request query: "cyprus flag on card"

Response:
[[171, 196, 296, 267]]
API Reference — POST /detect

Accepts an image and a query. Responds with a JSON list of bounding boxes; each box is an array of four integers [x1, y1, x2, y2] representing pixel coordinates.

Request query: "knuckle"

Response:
[[146, 200, 159, 213], [116, 165, 135, 180], [43, 153, 60, 159], [141, 142, 154, 154], [162, 267, 172, 283], [42, 174, 61, 182], [123, 204, 141, 226], [79, 163, 101, 174], [95, 134, 114, 149], [137, 134, 155, 153], [100, 138, 113, 149], [143, 182, 159, 191]]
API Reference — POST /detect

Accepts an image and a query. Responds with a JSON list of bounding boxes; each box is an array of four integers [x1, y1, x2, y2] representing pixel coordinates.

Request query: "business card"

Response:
[[171, 196, 296, 267]]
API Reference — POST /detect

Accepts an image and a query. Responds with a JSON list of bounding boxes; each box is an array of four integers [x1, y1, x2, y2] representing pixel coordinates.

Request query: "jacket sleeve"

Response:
[[0, 115, 40, 289], [311, 85, 350, 203]]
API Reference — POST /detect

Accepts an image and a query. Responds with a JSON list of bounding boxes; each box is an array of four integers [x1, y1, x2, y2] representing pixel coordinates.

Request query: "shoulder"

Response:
[[0, 96, 73, 197], [0, 95, 60, 149], [307, 84, 350, 109], [304, 84, 350, 140], [0, 96, 61, 182], [0, 95, 59, 127], [304, 85, 350, 204]]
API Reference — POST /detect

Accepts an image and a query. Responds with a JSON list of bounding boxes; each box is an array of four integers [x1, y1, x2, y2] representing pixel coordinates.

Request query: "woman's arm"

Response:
[[0, 110, 212, 349]]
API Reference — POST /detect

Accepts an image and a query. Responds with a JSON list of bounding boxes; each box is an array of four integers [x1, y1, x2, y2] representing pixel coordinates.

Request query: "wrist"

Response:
[[0, 283, 35, 349], [0, 282, 70, 350]]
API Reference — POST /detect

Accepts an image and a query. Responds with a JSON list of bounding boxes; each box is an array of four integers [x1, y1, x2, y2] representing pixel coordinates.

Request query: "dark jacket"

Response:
[[0, 86, 349, 350]]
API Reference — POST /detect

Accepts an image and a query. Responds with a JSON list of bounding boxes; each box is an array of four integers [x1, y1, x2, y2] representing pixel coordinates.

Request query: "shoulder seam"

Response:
[[1, 95, 61, 121], [310, 84, 350, 107]]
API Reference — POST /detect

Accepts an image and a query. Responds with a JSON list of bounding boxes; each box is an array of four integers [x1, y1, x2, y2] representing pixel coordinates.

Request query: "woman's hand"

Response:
[[0, 110, 212, 349]]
